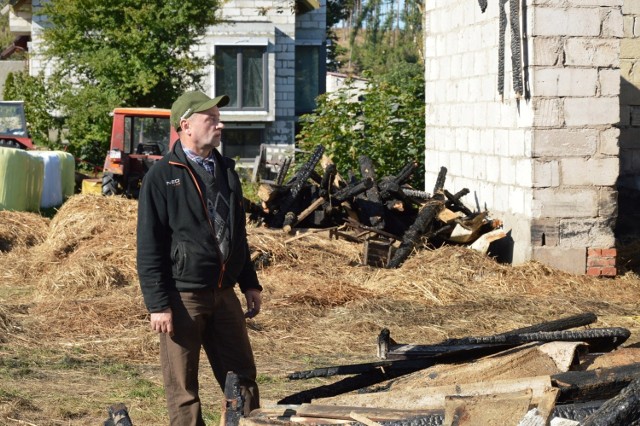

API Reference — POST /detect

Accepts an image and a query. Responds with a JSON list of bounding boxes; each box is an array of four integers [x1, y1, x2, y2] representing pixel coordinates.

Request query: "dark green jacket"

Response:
[[136, 141, 261, 313]]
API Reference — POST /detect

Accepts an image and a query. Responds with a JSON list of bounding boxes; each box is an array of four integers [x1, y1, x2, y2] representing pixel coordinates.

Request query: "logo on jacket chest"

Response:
[[166, 178, 181, 187]]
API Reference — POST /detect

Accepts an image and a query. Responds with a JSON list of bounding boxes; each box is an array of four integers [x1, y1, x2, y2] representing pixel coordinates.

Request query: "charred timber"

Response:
[[320, 163, 337, 198], [441, 313, 598, 345], [393, 161, 418, 186], [279, 369, 411, 405], [269, 144, 324, 227], [357, 155, 385, 229], [386, 199, 445, 269], [275, 156, 292, 186], [444, 189, 473, 215], [380, 327, 629, 360], [581, 378, 640, 426], [332, 177, 374, 204], [553, 363, 640, 404], [379, 313, 600, 360], [223, 372, 244, 426], [402, 188, 431, 201]]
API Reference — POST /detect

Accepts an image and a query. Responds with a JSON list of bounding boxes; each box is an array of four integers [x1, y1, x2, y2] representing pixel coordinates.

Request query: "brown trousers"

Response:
[[159, 287, 259, 426]]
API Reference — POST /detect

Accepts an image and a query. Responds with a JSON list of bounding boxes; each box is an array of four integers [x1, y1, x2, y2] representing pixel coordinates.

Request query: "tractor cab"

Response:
[[0, 101, 34, 150], [102, 108, 179, 197]]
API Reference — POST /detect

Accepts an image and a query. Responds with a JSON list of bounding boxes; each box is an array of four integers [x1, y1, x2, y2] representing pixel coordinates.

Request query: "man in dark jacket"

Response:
[[137, 90, 262, 425]]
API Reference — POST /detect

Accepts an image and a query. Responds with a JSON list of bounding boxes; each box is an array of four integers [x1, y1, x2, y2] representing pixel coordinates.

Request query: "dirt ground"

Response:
[[0, 194, 639, 425]]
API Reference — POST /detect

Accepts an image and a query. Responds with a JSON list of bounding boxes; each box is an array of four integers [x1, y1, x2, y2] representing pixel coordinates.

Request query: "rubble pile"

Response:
[[248, 145, 505, 268], [231, 313, 640, 426]]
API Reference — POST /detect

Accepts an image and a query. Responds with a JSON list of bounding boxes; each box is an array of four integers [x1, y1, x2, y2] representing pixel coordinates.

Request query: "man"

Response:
[[137, 90, 262, 425]]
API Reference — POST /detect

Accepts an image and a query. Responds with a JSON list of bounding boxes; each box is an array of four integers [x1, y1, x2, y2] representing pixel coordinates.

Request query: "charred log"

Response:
[[356, 155, 385, 229]]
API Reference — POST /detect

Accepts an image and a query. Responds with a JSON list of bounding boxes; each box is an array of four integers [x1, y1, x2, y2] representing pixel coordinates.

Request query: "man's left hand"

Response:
[[244, 289, 262, 318]]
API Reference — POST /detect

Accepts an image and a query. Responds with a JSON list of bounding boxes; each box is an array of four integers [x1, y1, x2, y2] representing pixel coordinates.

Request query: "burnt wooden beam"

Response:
[[275, 156, 292, 186], [269, 145, 324, 227], [581, 378, 640, 426], [379, 313, 601, 360], [319, 163, 337, 198], [551, 400, 604, 423], [402, 188, 431, 201], [288, 358, 438, 380], [381, 327, 628, 360], [444, 188, 473, 215], [394, 161, 418, 186], [386, 199, 445, 269], [222, 372, 244, 426], [442, 313, 598, 344], [344, 217, 401, 241], [357, 155, 385, 229], [553, 363, 640, 404], [279, 369, 408, 405], [332, 177, 374, 204], [432, 166, 447, 201]]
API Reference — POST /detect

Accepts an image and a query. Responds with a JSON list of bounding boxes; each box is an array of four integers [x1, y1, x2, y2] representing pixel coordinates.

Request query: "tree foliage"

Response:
[[3, 71, 63, 147], [326, 0, 354, 72], [8, 0, 222, 166], [297, 75, 425, 189], [339, 0, 423, 79]]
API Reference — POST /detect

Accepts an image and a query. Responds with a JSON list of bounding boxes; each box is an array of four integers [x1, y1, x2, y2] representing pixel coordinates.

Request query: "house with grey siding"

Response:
[[3, 0, 326, 163]]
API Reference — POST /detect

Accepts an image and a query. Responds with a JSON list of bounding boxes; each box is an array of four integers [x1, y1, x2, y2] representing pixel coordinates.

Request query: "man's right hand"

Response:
[[150, 308, 174, 336]]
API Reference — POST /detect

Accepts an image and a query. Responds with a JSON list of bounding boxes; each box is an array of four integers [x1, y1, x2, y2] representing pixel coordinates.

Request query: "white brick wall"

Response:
[[425, 0, 622, 272], [619, 1, 640, 191]]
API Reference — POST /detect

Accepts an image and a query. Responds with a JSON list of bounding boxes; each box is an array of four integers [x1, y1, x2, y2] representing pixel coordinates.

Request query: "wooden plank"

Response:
[[443, 389, 533, 426], [296, 404, 442, 421], [349, 412, 383, 426], [317, 375, 552, 411]]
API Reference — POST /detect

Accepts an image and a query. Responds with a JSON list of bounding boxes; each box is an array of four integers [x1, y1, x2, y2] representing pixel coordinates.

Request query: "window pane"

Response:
[[222, 128, 263, 159], [216, 48, 239, 107], [243, 48, 264, 108], [296, 46, 320, 114], [124, 116, 133, 154], [133, 117, 171, 155]]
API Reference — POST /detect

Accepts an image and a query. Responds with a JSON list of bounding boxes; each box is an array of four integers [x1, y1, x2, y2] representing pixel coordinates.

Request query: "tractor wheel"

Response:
[[0, 138, 22, 149], [102, 173, 123, 196]]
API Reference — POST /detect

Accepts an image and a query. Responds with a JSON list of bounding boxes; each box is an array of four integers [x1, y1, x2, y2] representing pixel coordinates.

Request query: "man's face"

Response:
[[182, 106, 224, 151]]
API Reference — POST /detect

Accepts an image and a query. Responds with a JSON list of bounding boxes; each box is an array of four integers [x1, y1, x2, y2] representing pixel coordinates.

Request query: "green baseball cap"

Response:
[[170, 91, 230, 130]]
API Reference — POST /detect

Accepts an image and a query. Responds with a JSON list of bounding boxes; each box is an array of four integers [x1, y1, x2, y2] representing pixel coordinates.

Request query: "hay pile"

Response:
[[0, 194, 639, 375], [0, 210, 49, 252]]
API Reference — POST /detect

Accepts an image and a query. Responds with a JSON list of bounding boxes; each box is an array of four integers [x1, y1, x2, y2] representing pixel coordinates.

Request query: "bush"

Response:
[[297, 75, 425, 189]]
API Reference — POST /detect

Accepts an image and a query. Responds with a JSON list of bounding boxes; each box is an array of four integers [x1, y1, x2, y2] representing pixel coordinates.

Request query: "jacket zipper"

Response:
[[169, 159, 227, 288]]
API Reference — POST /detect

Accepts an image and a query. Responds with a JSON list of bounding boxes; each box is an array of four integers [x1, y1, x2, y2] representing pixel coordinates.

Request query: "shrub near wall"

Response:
[[298, 77, 426, 189]]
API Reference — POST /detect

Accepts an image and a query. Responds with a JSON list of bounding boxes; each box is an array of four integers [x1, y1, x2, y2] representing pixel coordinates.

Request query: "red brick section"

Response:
[[586, 248, 617, 277]]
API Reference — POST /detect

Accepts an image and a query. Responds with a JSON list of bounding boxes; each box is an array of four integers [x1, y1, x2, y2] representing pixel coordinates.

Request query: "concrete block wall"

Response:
[[620, 1, 640, 191], [425, 0, 621, 275]]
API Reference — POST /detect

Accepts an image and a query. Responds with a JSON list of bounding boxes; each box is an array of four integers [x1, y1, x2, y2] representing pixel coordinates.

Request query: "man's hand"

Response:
[[244, 289, 262, 318], [150, 308, 173, 336]]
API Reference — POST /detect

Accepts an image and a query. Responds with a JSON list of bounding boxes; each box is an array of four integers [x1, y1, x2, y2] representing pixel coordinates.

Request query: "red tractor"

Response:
[[0, 101, 35, 149], [102, 108, 179, 197]]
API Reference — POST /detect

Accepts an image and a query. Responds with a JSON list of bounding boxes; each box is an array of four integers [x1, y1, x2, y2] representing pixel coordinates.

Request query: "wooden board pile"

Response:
[[248, 145, 506, 268], [223, 313, 640, 426]]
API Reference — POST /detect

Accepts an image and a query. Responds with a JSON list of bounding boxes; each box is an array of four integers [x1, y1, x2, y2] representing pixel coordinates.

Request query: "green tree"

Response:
[[3, 71, 62, 147], [27, 0, 222, 165], [297, 75, 425, 189], [338, 0, 423, 80], [326, 0, 354, 72]]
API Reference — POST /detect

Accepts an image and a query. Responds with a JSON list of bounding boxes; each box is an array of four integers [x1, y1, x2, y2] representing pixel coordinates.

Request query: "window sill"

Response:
[[221, 110, 275, 122]]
